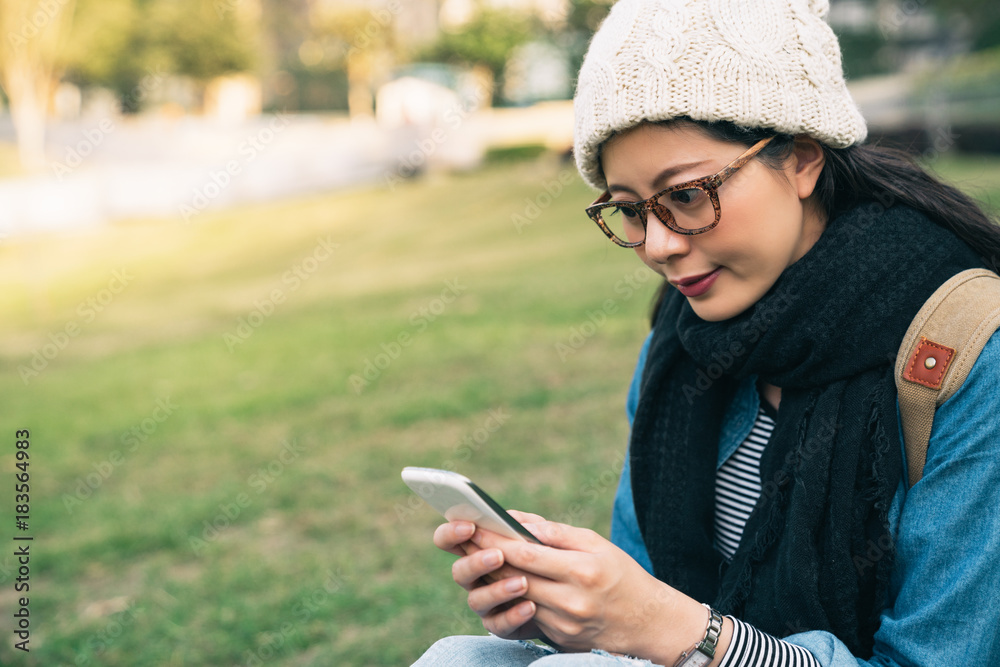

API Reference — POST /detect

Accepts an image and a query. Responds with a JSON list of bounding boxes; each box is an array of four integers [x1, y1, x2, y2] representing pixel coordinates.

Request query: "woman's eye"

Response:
[[668, 188, 705, 206], [609, 205, 638, 219]]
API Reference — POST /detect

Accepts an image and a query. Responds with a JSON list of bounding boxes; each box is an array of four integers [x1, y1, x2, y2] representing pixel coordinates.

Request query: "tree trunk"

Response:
[[347, 51, 374, 121], [3, 60, 49, 171], [0, 0, 77, 172]]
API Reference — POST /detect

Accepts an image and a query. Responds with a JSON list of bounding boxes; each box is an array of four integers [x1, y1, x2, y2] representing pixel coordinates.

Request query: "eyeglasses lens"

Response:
[[597, 186, 716, 244]]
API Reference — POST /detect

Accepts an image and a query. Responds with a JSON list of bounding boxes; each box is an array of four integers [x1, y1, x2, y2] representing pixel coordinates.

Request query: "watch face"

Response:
[[675, 648, 713, 667], [691, 651, 712, 667]]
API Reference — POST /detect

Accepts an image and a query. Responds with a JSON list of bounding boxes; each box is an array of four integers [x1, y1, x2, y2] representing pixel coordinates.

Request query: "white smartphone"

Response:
[[401, 467, 542, 544]]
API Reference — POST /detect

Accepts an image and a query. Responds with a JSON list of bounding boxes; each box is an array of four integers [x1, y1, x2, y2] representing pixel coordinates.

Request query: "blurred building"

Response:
[[830, 0, 1000, 152], [829, 0, 971, 76]]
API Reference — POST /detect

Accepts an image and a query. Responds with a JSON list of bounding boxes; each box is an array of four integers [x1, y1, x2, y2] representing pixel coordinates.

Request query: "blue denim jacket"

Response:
[[612, 330, 1000, 666]]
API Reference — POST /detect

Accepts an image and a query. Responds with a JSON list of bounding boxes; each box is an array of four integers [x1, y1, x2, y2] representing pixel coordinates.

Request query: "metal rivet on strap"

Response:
[[924, 356, 937, 370]]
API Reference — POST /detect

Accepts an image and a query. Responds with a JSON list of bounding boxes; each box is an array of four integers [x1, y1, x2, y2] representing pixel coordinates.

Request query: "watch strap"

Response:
[[672, 605, 724, 667]]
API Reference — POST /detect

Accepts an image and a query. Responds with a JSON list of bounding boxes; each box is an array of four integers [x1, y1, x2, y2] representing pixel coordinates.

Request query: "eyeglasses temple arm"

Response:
[[714, 136, 774, 187], [590, 191, 612, 206]]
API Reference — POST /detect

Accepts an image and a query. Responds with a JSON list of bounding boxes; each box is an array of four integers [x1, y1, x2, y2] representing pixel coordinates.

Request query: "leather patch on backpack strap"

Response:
[[903, 337, 955, 390]]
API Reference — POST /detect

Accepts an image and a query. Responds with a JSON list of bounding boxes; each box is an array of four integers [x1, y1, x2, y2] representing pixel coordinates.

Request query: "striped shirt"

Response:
[[719, 617, 820, 667], [714, 404, 774, 561], [713, 400, 822, 667]]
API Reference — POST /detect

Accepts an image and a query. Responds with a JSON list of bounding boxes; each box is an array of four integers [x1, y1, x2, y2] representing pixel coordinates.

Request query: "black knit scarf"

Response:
[[629, 203, 983, 656]]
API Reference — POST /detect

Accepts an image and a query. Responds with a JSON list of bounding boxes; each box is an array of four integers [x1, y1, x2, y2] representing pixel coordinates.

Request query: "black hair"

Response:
[[647, 118, 1000, 323]]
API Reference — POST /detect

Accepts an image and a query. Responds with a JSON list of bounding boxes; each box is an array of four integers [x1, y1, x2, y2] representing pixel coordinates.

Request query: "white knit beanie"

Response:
[[573, 0, 867, 190]]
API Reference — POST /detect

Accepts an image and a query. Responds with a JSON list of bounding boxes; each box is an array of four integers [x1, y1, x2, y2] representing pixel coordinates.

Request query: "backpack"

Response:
[[895, 269, 1000, 487]]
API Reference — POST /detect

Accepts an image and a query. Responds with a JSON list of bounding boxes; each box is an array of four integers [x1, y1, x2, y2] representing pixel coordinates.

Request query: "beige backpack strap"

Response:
[[895, 269, 1000, 488]]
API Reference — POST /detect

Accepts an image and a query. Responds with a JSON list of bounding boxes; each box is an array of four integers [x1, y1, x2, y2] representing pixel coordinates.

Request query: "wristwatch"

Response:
[[672, 604, 724, 667]]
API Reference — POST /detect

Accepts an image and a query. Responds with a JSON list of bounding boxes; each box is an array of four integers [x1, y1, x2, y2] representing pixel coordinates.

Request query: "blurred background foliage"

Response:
[[2, 0, 991, 114], [2, 0, 1000, 159], [1, 0, 999, 166], [63, 0, 258, 98]]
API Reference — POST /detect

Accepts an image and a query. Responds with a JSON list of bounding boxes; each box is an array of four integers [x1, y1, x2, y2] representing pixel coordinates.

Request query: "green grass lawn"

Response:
[[0, 151, 997, 666]]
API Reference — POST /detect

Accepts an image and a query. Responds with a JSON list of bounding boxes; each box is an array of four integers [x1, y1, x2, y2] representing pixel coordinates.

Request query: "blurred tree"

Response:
[[64, 0, 257, 112], [308, 3, 398, 118], [60, 0, 144, 110], [924, 0, 1000, 50], [416, 7, 540, 105], [561, 0, 612, 89], [257, 0, 313, 110], [0, 0, 257, 169], [835, 29, 895, 79], [0, 0, 77, 170]]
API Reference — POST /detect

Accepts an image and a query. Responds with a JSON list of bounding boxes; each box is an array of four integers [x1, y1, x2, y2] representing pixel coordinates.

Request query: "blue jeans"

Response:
[[411, 635, 662, 666]]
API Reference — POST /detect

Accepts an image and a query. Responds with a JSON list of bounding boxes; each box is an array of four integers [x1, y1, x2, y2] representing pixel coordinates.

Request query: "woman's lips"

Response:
[[673, 268, 722, 297]]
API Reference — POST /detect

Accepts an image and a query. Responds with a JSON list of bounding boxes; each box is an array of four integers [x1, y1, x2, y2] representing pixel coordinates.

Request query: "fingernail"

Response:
[[455, 523, 474, 539], [505, 576, 526, 594], [518, 601, 534, 617], [482, 550, 502, 567]]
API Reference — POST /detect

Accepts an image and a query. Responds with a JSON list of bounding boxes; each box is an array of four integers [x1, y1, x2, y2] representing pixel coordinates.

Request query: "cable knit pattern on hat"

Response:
[[573, 0, 867, 190]]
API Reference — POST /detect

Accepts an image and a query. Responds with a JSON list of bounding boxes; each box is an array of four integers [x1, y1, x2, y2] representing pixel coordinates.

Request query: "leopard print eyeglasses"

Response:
[[585, 137, 775, 247]]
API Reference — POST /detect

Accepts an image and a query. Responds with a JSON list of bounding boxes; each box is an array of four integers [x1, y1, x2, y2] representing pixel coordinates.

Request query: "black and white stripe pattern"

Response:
[[718, 617, 821, 667], [714, 405, 774, 561], [710, 403, 822, 666]]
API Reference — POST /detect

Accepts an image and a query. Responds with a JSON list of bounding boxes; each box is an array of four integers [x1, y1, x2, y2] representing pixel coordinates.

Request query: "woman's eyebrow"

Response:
[[607, 160, 710, 195]]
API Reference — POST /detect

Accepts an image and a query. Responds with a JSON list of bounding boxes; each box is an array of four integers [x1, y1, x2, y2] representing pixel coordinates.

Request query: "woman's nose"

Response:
[[643, 212, 690, 262]]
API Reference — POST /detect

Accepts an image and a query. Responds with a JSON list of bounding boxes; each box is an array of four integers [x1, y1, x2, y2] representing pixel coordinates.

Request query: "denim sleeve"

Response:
[[784, 328, 1000, 666], [612, 329, 1000, 666], [610, 332, 654, 574]]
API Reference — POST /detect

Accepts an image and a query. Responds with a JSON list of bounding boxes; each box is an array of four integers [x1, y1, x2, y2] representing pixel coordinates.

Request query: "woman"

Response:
[[413, 0, 1000, 664]]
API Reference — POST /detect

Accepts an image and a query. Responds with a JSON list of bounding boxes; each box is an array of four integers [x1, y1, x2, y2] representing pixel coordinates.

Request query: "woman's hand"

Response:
[[468, 512, 724, 664], [432, 513, 549, 642]]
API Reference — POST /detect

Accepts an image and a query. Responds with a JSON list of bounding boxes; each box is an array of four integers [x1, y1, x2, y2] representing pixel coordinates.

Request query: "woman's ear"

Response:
[[791, 136, 826, 200]]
